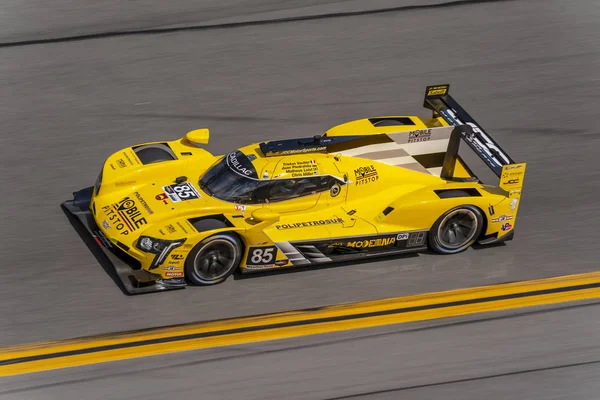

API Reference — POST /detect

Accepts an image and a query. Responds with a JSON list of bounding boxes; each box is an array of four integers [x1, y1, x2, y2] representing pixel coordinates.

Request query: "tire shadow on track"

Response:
[[233, 252, 422, 281]]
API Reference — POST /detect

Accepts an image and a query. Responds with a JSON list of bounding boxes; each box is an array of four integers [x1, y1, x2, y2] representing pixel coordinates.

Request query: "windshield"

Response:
[[199, 151, 267, 204], [199, 150, 345, 204]]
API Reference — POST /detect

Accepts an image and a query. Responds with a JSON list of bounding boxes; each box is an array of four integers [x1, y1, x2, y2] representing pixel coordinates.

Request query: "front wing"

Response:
[[62, 187, 186, 295]]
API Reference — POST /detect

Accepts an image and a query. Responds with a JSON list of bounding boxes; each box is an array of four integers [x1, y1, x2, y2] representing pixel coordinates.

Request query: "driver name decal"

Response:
[[280, 160, 319, 177]]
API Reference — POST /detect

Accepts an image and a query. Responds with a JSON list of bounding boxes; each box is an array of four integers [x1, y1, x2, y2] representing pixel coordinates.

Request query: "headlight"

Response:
[[136, 236, 186, 270]]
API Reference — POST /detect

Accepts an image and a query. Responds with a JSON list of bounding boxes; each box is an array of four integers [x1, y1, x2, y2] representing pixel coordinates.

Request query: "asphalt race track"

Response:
[[1, 0, 600, 398]]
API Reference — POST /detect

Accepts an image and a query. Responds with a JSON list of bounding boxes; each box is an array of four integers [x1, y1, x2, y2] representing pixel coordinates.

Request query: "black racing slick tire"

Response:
[[184, 233, 243, 285], [428, 205, 484, 254]]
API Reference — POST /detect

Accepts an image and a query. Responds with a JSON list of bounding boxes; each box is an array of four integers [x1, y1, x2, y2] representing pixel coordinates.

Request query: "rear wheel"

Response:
[[184, 233, 242, 285], [429, 205, 483, 254]]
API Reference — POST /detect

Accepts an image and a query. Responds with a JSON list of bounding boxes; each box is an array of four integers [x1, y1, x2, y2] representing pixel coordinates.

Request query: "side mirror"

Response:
[[186, 128, 210, 146], [251, 208, 280, 222]]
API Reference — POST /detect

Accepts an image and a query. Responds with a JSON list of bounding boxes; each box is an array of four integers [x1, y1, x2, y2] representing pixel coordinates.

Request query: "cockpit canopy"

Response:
[[199, 151, 344, 204]]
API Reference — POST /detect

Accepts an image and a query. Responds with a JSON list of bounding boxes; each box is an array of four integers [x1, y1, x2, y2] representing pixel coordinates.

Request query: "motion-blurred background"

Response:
[[1, 0, 600, 398]]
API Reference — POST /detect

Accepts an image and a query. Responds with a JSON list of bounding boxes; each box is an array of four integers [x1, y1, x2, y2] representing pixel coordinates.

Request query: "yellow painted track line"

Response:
[[2, 271, 600, 376]]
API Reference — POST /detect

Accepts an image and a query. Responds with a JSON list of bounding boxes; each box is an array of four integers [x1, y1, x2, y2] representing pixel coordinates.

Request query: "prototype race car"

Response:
[[63, 84, 526, 294]]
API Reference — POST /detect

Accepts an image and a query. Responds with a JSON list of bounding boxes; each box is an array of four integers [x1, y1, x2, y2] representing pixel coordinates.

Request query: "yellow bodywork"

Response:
[[89, 114, 524, 282]]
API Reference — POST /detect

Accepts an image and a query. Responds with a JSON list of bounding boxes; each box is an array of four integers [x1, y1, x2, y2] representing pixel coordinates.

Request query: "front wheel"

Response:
[[429, 205, 484, 254], [184, 233, 242, 285]]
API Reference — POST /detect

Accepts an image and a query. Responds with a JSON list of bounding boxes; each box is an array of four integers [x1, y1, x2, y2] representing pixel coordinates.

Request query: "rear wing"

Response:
[[423, 84, 516, 178]]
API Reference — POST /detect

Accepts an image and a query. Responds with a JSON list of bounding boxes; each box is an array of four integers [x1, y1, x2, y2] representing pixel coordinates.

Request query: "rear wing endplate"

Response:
[[424, 84, 516, 178]]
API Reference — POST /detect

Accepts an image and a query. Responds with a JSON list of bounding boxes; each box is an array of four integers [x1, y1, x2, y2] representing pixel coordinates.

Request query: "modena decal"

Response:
[[408, 129, 432, 143], [354, 165, 378, 185], [346, 236, 396, 248], [276, 218, 344, 229]]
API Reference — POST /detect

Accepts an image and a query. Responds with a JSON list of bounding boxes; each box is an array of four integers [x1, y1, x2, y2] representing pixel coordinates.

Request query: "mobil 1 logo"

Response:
[[162, 182, 202, 203], [246, 246, 278, 267]]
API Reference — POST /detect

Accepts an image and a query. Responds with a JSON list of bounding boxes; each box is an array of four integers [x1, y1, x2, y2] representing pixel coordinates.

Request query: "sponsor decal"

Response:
[[155, 192, 169, 204], [102, 220, 111, 230], [159, 229, 165, 235], [280, 160, 319, 177], [122, 151, 136, 166], [354, 165, 378, 186], [94, 229, 113, 248], [234, 204, 246, 213], [227, 151, 257, 177], [275, 259, 289, 266], [427, 85, 448, 96], [245, 264, 276, 270], [165, 224, 177, 234], [408, 129, 432, 143], [505, 165, 522, 170], [183, 243, 194, 249], [503, 178, 520, 185], [134, 192, 153, 215], [510, 198, 518, 211], [501, 222, 513, 231], [171, 254, 184, 260], [346, 237, 396, 248], [162, 182, 201, 203], [397, 233, 409, 240], [109, 163, 116, 170], [492, 214, 514, 223], [275, 218, 344, 229], [115, 197, 148, 230], [502, 170, 523, 179], [102, 196, 148, 236], [115, 180, 136, 187], [176, 222, 189, 234], [443, 108, 512, 167], [161, 265, 181, 271], [116, 159, 127, 168], [278, 147, 326, 155], [165, 271, 184, 277]]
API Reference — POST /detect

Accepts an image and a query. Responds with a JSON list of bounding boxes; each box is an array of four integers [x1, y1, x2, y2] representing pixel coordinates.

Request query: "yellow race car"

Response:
[[63, 84, 526, 294]]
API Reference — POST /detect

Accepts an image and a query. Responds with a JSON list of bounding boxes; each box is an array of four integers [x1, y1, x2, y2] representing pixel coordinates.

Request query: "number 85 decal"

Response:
[[246, 246, 277, 266]]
